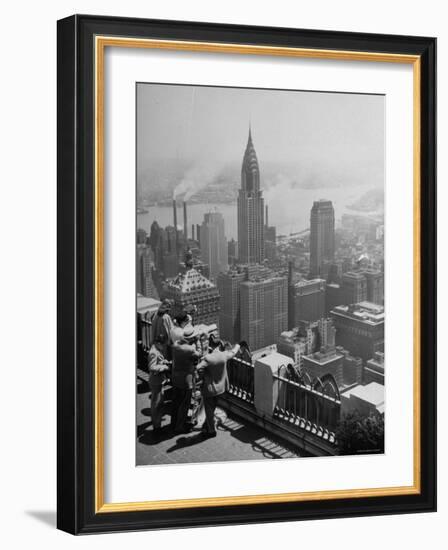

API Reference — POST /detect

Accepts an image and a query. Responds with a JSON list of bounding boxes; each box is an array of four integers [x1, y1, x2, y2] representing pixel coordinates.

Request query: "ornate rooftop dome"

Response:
[[167, 266, 216, 294]]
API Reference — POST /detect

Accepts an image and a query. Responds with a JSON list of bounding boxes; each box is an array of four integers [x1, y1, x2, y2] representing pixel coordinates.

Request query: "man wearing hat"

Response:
[[148, 337, 170, 438], [151, 299, 174, 359], [198, 340, 240, 438], [170, 325, 201, 433], [170, 310, 192, 346]]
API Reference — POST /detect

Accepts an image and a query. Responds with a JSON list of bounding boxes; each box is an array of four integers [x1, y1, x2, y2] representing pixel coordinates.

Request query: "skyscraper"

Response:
[[341, 271, 368, 304], [200, 212, 228, 280], [136, 243, 159, 299], [331, 302, 384, 361], [228, 239, 238, 266], [361, 268, 384, 305], [240, 274, 288, 351], [309, 200, 335, 278], [237, 127, 264, 264], [288, 278, 326, 328], [217, 266, 246, 343], [148, 221, 179, 278]]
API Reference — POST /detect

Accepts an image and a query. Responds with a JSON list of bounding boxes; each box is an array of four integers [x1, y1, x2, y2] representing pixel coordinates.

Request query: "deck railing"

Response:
[[273, 373, 341, 434], [227, 356, 255, 404], [224, 357, 341, 442]]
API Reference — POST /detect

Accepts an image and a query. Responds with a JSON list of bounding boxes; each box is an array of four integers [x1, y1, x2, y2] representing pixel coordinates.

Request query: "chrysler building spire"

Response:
[[237, 125, 265, 264]]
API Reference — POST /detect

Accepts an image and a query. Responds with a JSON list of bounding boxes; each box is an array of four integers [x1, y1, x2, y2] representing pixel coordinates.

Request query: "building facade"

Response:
[[228, 238, 238, 266], [216, 267, 246, 343], [237, 127, 265, 264], [240, 275, 288, 351], [341, 271, 368, 304], [289, 278, 326, 327], [338, 347, 363, 386], [365, 351, 385, 385], [200, 211, 228, 280], [136, 243, 159, 299], [309, 199, 335, 278], [302, 348, 344, 388], [148, 221, 179, 279], [331, 302, 385, 362], [362, 268, 384, 305]]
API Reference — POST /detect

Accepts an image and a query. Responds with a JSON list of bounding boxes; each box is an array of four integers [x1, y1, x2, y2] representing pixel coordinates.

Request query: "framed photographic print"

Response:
[[57, 15, 436, 534]]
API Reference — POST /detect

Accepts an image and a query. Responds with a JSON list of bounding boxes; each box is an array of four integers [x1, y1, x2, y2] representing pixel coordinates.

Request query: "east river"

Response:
[[137, 184, 377, 240]]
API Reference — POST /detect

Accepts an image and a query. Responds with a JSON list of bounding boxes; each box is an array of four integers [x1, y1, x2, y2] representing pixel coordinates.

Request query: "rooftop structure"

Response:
[[341, 382, 385, 416], [164, 249, 220, 326], [331, 302, 384, 361], [365, 351, 385, 385]]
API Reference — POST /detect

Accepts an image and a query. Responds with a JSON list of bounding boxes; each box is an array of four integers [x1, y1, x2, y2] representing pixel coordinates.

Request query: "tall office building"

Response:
[[338, 347, 363, 386], [237, 127, 264, 264], [331, 302, 385, 361], [148, 221, 179, 278], [361, 268, 384, 305], [240, 274, 288, 351], [136, 228, 148, 245], [228, 239, 238, 266], [217, 266, 246, 343], [136, 243, 159, 299], [288, 278, 326, 328], [200, 212, 228, 280], [341, 271, 368, 304], [326, 282, 342, 314], [309, 200, 335, 278]]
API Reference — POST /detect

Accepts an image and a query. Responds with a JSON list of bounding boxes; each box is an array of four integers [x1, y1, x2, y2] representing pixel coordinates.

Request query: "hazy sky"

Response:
[[137, 83, 384, 189]]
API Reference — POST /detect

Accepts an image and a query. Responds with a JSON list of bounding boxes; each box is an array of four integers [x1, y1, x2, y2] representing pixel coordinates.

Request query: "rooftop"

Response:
[[136, 384, 302, 466], [331, 302, 384, 324], [303, 348, 343, 366], [167, 266, 217, 294], [341, 382, 384, 407]]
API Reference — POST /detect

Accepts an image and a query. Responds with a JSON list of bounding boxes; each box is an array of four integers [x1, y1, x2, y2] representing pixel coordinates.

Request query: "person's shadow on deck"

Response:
[[165, 432, 205, 453], [138, 424, 174, 445]]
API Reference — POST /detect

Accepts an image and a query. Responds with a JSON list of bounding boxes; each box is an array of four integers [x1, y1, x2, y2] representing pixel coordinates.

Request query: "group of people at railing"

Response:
[[138, 299, 242, 441]]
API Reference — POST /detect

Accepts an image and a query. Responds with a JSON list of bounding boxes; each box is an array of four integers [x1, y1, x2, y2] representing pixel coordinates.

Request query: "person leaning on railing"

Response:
[[197, 338, 240, 438]]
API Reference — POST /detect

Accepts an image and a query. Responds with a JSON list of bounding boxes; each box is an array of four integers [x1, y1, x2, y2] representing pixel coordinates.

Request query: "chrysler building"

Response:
[[237, 127, 265, 264]]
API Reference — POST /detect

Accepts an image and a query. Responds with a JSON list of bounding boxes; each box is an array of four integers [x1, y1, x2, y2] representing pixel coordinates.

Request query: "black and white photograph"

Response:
[[135, 83, 385, 465]]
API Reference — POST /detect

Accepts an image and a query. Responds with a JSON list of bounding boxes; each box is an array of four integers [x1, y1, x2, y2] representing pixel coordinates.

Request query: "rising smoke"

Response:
[[172, 162, 226, 201]]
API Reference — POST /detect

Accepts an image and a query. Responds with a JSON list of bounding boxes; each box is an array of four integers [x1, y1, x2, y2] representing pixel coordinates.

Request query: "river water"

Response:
[[137, 184, 370, 240]]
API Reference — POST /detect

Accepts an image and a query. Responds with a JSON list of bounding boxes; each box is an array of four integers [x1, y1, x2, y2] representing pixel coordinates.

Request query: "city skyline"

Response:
[[136, 84, 385, 466]]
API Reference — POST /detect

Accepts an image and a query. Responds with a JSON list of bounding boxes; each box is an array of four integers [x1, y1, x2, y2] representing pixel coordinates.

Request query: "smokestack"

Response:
[[172, 199, 178, 229], [191, 224, 195, 241], [265, 204, 269, 227], [172, 199, 179, 252], [183, 201, 188, 239]]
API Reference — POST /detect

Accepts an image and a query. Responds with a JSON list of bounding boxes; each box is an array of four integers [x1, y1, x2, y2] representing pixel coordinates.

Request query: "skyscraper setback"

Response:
[[237, 127, 265, 264], [309, 199, 335, 278]]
